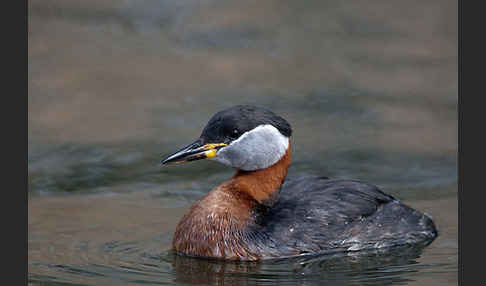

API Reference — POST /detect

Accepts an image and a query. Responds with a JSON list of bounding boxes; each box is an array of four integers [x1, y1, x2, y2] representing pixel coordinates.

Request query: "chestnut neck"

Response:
[[172, 144, 291, 259], [224, 144, 291, 207]]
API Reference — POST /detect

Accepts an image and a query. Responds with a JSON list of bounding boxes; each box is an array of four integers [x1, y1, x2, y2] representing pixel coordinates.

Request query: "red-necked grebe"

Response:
[[162, 105, 438, 261]]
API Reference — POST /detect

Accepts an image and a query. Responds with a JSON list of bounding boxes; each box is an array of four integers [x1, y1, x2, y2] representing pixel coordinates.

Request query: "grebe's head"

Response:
[[162, 105, 292, 171]]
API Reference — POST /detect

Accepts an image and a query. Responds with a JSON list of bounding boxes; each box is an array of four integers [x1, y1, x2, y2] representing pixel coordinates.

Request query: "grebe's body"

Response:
[[162, 105, 437, 261]]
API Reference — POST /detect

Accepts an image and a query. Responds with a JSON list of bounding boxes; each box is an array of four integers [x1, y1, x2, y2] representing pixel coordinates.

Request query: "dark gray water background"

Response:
[[28, 1, 457, 285]]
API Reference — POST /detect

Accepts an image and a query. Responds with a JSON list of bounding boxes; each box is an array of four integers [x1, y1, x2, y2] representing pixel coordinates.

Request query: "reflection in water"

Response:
[[172, 245, 430, 286], [30, 245, 434, 286]]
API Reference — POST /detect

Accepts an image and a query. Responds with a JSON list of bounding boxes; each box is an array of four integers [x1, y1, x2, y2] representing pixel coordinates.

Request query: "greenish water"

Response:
[[29, 1, 457, 285]]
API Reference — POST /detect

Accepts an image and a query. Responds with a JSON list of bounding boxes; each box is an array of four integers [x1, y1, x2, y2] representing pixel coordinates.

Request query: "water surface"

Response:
[[29, 1, 457, 285]]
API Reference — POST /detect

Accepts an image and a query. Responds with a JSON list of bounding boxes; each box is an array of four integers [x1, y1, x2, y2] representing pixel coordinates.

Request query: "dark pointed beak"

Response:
[[161, 140, 227, 165]]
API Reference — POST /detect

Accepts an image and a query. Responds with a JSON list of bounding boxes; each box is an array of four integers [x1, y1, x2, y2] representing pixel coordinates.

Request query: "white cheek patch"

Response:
[[210, 124, 289, 171]]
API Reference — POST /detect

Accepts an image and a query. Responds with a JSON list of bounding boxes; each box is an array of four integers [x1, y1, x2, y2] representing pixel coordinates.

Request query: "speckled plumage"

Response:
[[251, 176, 438, 258]]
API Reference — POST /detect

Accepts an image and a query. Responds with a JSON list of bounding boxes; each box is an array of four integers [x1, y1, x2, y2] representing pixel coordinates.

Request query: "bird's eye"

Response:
[[231, 129, 239, 137]]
